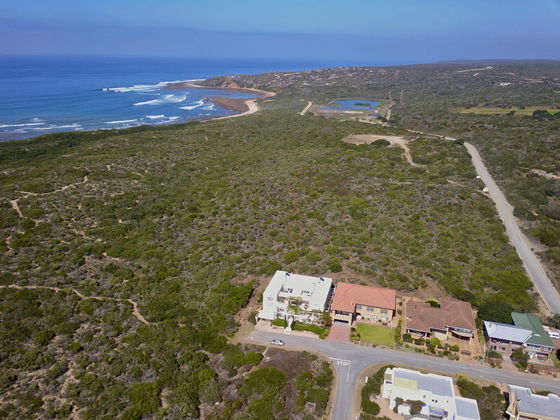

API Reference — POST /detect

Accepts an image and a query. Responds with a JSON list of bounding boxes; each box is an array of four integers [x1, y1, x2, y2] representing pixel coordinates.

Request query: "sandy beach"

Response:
[[165, 81, 276, 121]]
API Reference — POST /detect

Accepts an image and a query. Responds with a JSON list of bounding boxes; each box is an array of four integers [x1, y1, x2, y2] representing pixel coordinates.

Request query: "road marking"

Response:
[[329, 358, 351, 382]]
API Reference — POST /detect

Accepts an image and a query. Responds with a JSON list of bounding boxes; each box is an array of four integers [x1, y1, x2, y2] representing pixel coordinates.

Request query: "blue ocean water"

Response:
[[0, 56, 378, 141]]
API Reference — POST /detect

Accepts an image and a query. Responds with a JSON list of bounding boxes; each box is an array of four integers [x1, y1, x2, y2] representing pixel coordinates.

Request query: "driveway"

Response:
[[248, 330, 560, 420], [327, 324, 351, 342]]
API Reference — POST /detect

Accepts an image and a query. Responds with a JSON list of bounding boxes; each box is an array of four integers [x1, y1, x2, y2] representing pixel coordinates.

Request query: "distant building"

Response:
[[330, 282, 396, 325], [258, 271, 332, 324], [381, 367, 480, 420], [404, 298, 476, 342], [484, 312, 554, 361], [506, 385, 560, 420]]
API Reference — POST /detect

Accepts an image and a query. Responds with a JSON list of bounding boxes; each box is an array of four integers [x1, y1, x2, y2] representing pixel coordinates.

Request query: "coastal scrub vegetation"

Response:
[[207, 61, 560, 292], [0, 87, 543, 416]]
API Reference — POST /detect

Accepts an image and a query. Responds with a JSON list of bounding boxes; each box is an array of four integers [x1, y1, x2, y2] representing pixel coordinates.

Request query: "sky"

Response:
[[1, 0, 559, 62]]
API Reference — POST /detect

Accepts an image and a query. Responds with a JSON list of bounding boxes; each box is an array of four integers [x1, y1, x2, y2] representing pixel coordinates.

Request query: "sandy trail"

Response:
[[299, 101, 312, 115], [342, 134, 420, 167], [0, 284, 151, 325], [9, 175, 90, 218], [9, 199, 22, 217], [210, 98, 261, 121]]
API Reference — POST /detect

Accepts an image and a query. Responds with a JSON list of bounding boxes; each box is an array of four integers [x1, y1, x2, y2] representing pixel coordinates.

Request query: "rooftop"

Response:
[[511, 312, 554, 348], [264, 270, 332, 309], [393, 368, 454, 397], [509, 385, 560, 419], [330, 282, 396, 313], [405, 298, 476, 333], [483, 320, 532, 343], [455, 397, 481, 420]]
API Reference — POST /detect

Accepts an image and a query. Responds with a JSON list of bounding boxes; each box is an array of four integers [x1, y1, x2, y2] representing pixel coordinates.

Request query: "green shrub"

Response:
[[126, 382, 160, 418], [477, 299, 514, 323], [362, 399, 380, 415]]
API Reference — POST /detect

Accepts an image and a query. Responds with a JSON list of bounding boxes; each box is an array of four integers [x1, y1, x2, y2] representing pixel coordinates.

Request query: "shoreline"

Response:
[[164, 82, 276, 121], [0, 81, 277, 142], [165, 81, 276, 122]]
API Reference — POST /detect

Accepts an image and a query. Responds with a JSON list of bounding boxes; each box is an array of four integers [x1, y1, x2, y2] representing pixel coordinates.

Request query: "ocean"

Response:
[[0, 56, 380, 141]]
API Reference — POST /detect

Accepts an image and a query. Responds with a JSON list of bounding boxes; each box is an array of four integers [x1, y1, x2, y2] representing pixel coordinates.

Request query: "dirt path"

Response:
[[299, 101, 312, 115], [9, 175, 90, 218], [0, 284, 152, 325], [342, 134, 421, 167], [9, 199, 22, 217]]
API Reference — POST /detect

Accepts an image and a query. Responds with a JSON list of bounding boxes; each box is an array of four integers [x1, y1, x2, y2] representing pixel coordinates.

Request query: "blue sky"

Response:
[[1, 0, 559, 61]]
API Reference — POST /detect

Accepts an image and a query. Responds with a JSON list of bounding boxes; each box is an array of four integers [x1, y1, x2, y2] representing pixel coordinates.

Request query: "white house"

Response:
[[381, 367, 480, 420], [258, 270, 333, 324], [506, 385, 560, 420]]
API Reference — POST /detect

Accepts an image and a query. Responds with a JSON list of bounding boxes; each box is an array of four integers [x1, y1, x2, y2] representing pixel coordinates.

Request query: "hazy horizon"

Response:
[[1, 0, 559, 61]]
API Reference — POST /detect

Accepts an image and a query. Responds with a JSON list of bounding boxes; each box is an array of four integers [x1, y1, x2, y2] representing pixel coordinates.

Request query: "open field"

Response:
[[354, 324, 396, 347], [454, 106, 560, 115]]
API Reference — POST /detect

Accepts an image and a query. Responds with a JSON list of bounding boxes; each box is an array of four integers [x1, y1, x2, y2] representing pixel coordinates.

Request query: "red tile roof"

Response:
[[331, 282, 396, 312], [405, 298, 476, 333]]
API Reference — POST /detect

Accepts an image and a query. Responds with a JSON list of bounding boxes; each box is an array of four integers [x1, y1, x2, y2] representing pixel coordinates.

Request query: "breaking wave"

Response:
[[133, 94, 187, 106], [179, 99, 205, 111]]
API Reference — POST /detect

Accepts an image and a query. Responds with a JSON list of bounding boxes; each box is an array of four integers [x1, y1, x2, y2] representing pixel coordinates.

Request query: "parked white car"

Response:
[[270, 339, 285, 346]]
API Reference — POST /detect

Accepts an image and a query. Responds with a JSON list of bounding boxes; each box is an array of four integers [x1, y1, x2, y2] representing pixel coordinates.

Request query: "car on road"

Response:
[[270, 339, 285, 346]]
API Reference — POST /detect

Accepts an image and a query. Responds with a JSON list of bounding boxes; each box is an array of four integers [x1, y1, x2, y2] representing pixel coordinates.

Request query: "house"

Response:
[[381, 367, 480, 420], [330, 282, 396, 325], [506, 385, 560, 420], [404, 298, 477, 342], [484, 313, 554, 361], [512, 312, 554, 361], [484, 321, 531, 355], [258, 271, 332, 324]]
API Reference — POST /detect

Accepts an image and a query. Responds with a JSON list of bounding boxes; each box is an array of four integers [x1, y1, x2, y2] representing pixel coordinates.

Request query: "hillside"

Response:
[[1, 60, 559, 418]]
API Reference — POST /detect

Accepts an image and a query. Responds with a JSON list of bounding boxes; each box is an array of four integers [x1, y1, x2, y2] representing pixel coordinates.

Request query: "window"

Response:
[[356, 304, 362, 310], [380, 308, 388, 314], [367, 306, 375, 311]]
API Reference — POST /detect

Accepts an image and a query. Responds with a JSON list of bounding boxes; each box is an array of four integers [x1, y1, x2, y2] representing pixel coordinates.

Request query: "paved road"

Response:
[[249, 330, 560, 420], [409, 129, 560, 314], [464, 142, 560, 314]]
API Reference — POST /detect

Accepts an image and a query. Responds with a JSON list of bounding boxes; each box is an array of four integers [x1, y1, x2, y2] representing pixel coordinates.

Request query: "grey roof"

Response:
[[456, 397, 481, 420], [394, 368, 453, 397], [484, 321, 532, 343], [509, 385, 560, 418]]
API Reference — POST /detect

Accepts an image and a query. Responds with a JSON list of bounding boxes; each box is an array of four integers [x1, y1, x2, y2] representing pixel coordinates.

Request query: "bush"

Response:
[[457, 377, 483, 400], [511, 347, 529, 370], [326, 257, 342, 272], [477, 299, 514, 323], [362, 399, 380, 415], [126, 382, 160, 418], [293, 323, 326, 336], [407, 399, 424, 415], [371, 139, 390, 147], [487, 350, 502, 359]]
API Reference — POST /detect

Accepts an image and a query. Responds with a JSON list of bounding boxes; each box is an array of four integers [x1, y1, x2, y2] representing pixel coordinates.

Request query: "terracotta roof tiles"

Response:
[[331, 282, 396, 312]]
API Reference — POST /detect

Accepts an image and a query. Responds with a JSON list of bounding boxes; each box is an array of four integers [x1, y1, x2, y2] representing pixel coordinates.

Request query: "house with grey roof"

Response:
[[484, 312, 554, 361], [381, 367, 480, 420], [506, 385, 560, 420]]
